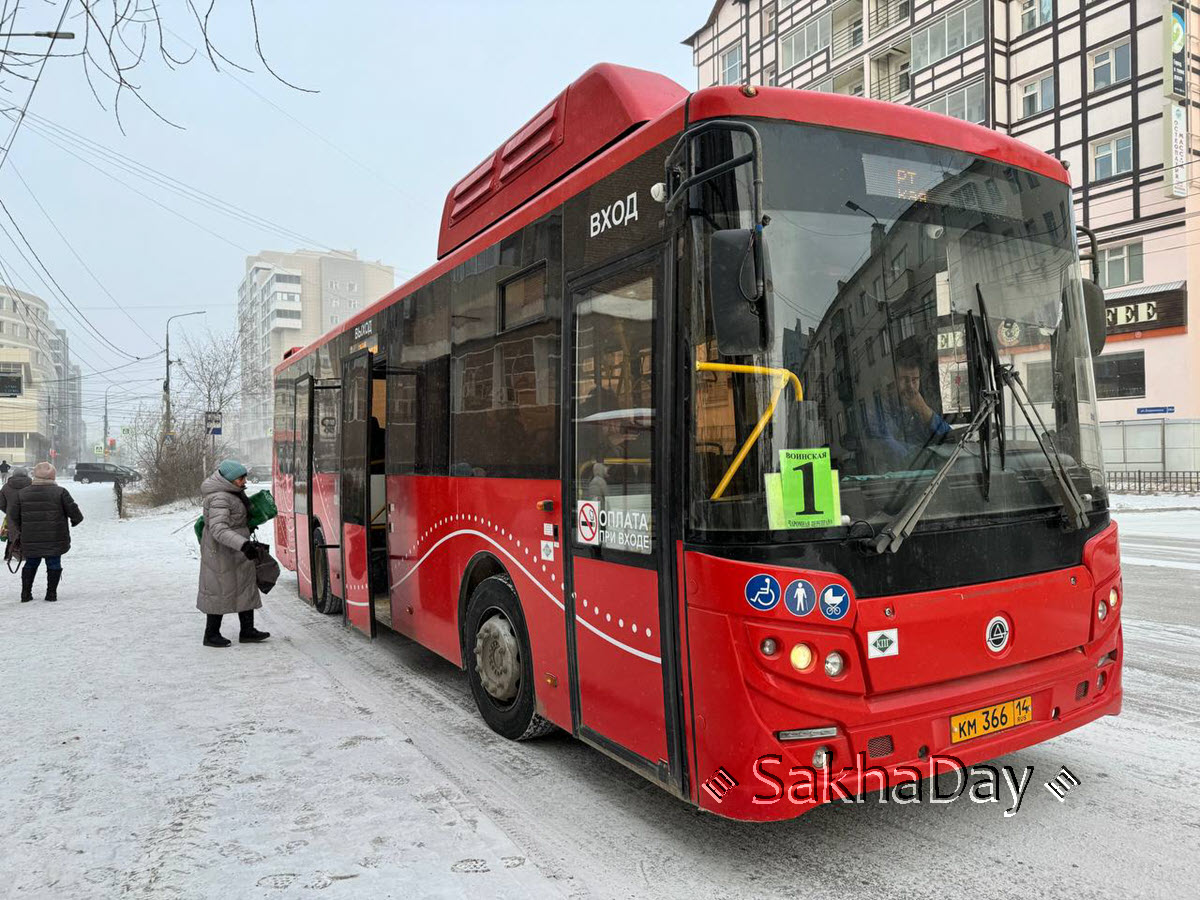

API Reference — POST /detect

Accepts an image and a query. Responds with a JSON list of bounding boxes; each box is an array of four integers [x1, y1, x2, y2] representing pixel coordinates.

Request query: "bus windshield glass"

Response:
[[689, 120, 1106, 537]]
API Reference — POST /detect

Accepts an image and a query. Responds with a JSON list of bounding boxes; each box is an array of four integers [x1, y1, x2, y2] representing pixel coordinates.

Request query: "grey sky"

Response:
[[5, 0, 698, 430]]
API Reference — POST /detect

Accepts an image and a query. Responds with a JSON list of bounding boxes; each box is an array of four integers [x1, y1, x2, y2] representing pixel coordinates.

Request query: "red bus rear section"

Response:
[[272, 63, 1122, 821]]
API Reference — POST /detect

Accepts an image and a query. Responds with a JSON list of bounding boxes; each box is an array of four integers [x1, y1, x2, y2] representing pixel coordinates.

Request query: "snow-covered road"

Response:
[[2, 483, 1198, 899]]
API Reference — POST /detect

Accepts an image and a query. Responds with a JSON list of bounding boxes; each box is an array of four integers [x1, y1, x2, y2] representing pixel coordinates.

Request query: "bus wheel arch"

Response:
[[311, 520, 341, 615], [457, 552, 507, 667], [461, 570, 555, 741]]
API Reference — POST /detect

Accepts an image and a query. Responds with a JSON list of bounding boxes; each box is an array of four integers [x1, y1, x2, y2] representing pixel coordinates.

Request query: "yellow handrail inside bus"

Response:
[[697, 361, 804, 501]]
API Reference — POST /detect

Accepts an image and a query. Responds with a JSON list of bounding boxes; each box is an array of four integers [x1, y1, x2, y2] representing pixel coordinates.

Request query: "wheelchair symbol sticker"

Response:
[[784, 579, 817, 617], [819, 584, 851, 621], [745, 574, 780, 612]]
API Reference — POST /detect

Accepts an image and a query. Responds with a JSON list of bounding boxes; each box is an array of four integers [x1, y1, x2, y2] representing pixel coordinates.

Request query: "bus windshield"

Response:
[[689, 120, 1106, 537]]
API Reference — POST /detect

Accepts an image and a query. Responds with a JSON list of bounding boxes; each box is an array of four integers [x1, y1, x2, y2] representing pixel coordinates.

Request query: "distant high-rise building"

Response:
[[237, 249, 395, 463]]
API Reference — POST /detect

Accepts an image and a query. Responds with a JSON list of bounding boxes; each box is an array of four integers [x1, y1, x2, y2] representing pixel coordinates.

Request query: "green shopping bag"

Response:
[[194, 489, 278, 543]]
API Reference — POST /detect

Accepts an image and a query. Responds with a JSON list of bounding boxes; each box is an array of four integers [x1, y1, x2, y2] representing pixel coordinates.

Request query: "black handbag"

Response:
[[251, 541, 281, 594]]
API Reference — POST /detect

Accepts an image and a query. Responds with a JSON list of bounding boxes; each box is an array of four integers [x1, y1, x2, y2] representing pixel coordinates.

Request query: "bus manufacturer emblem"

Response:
[[985, 615, 1010, 652], [867, 628, 899, 658]]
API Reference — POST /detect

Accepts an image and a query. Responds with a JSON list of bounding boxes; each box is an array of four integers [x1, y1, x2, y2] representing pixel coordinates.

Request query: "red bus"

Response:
[[271, 63, 1122, 821]]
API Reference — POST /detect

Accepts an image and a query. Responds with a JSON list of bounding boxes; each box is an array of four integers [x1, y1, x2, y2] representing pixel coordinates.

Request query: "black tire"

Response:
[[80, 477, 90, 484], [311, 526, 341, 615], [464, 575, 555, 741]]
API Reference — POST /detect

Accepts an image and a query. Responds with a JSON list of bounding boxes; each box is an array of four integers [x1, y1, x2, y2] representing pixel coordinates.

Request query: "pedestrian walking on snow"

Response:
[[0, 465, 31, 514], [197, 460, 270, 647], [7, 462, 83, 602], [0, 459, 11, 484]]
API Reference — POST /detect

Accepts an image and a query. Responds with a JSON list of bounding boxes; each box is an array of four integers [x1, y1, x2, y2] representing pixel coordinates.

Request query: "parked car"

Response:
[[74, 462, 140, 484], [247, 465, 272, 484]]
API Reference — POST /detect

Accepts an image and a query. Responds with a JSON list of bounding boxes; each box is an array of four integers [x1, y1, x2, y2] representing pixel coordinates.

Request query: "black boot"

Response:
[[20, 567, 34, 602], [44, 569, 62, 602], [238, 609, 270, 643], [203, 613, 231, 648]]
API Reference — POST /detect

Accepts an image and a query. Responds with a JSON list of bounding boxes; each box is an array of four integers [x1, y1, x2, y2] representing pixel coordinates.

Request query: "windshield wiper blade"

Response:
[[996, 364, 1090, 530], [974, 284, 1089, 531], [866, 391, 998, 554]]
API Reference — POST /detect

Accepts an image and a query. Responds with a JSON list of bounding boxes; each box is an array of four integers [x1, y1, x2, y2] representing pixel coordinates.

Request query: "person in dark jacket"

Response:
[[7, 462, 83, 602], [197, 460, 269, 647], [0, 465, 31, 513], [0, 459, 10, 483]]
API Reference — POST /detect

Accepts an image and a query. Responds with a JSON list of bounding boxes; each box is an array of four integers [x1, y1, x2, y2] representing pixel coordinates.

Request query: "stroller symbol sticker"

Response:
[[819, 584, 851, 621]]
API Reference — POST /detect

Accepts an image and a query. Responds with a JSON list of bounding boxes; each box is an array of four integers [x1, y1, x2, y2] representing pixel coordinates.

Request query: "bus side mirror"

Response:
[[709, 228, 772, 356], [1081, 278, 1107, 357]]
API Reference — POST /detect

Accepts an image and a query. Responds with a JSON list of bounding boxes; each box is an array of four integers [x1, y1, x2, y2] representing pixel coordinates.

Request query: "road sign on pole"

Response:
[[93, 443, 104, 457], [205, 411, 223, 436]]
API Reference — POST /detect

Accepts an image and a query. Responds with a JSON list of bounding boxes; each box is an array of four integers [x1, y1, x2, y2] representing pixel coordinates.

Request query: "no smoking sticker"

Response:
[[577, 500, 600, 546]]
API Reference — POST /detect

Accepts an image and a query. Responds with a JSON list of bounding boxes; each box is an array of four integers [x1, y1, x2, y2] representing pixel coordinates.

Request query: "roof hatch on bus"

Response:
[[436, 62, 687, 259]]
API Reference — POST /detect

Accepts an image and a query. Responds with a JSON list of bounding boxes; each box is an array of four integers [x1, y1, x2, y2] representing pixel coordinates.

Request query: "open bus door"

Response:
[[293, 376, 314, 603], [340, 350, 375, 635], [564, 247, 685, 792]]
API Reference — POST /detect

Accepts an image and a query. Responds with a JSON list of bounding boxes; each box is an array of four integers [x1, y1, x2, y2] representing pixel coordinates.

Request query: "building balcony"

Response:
[[830, 0, 864, 60], [871, 38, 911, 104], [870, 0, 911, 35]]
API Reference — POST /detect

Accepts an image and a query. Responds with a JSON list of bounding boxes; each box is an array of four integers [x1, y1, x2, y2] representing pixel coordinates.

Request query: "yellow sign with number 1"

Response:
[[766, 448, 841, 530]]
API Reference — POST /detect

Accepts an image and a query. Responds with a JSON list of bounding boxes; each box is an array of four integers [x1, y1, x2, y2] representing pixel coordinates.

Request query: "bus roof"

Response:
[[276, 69, 1070, 375]]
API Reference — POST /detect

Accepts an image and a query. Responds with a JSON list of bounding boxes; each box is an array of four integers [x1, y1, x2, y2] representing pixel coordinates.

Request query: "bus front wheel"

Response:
[[464, 575, 554, 741]]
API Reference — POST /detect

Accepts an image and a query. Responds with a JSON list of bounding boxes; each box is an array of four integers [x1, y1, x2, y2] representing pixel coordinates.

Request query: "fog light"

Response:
[[824, 651, 845, 678], [1097, 599, 1108, 621], [812, 745, 832, 768], [1108, 586, 1119, 610], [760, 637, 779, 657], [790, 643, 814, 672]]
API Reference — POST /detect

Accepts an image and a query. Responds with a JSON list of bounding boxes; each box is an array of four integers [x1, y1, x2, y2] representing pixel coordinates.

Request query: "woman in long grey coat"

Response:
[[197, 460, 269, 647]]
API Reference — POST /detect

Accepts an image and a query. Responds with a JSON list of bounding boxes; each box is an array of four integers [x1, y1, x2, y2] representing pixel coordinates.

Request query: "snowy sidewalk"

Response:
[[0, 484, 567, 899]]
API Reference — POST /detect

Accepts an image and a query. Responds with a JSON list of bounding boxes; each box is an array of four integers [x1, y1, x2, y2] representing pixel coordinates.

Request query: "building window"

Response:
[[780, 14, 832, 70], [1091, 41, 1130, 90], [763, 63, 777, 86], [1098, 242, 1144, 288], [1021, 74, 1055, 118], [1091, 133, 1133, 181], [919, 80, 987, 123], [912, 1, 985, 71], [1019, 0, 1053, 34], [1025, 361, 1054, 403], [762, 2, 776, 35], [720, 44, 743, 84], [1093, 350, 1145, 399]]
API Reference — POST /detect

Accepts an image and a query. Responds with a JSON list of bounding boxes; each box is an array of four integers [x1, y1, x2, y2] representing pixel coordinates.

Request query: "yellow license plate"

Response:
[[950, 695, 1033, 744]]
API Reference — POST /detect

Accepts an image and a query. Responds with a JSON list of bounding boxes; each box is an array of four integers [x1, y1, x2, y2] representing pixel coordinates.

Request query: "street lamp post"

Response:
[[163, 311, 204, 441]]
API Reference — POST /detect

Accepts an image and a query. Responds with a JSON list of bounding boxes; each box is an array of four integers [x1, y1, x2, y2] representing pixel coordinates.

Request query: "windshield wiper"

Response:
[[866, 390, 998, 554], [975, 284, 1090, 531]]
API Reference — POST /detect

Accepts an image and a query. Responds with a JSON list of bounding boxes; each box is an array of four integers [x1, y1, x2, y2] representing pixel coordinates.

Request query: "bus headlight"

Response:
[[824, 651, 845, 678], [1097, 599, 1108, 621], [1108, 586, 1119, 610], [812, 745, 833, 768], [760, 637, 779, 657], [790, 643, 814, 672]]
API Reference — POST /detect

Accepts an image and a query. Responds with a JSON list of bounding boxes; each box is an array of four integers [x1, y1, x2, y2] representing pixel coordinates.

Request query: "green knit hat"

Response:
[[218, 459, 248, 481]]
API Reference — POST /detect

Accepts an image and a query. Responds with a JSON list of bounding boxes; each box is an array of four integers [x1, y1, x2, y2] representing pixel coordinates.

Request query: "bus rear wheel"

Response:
[[464, 575, 554, 741], [312, 526, 341, 615]]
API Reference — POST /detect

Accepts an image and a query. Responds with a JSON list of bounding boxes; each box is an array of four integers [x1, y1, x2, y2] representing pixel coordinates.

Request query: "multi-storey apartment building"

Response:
[[0, 286, 67, 465], [237, 249, 395, 463], [685, 0, 1200, 469]]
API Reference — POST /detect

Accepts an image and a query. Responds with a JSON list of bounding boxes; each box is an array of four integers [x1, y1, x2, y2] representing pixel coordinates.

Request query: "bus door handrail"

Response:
[[697, 362, 803, 501]]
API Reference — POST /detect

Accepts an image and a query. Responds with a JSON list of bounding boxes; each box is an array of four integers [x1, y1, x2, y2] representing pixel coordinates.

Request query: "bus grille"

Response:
[[1075, 680, 1089, 700], [867, 735, 894, 758]]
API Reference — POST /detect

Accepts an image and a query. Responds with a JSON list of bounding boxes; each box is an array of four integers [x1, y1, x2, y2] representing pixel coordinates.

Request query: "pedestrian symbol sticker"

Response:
[[819, 584, 850, 621], [783, 579, 817, 617], [867, 628, 899, 658], [577, 500, 599, 546], [745, 573, 780, 612]]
